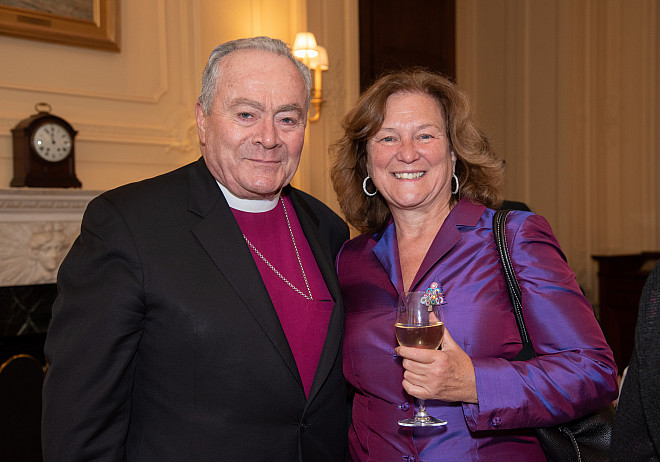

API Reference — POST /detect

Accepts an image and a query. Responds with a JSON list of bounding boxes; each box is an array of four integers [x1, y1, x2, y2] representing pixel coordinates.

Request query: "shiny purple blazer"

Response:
[[337, 198, 618, 461]]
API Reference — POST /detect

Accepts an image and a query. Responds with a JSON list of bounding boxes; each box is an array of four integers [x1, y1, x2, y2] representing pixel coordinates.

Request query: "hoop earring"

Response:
[[451, 173, 460, 195], [363, 176, 377, 197]]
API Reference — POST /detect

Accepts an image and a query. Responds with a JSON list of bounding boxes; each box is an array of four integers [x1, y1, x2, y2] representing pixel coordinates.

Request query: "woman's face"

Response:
[[366, 91, 456, 216]]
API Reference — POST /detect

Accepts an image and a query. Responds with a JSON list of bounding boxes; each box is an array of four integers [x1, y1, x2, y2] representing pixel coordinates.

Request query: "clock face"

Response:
[[32, 122, 73, 162]]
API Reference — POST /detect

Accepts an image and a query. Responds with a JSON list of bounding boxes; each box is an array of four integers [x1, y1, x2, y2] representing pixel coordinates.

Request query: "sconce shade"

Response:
[[292, 33, 328, 122], [309, 45, 329, 70], [293, 32, 319, 59]]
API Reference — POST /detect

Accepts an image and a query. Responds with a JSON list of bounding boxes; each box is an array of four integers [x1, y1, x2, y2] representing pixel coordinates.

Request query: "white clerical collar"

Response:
[[217, 181, 280, 213]]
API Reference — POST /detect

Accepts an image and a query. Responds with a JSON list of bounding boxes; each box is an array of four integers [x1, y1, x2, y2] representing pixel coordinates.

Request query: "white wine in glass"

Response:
[[395, 290, 447, 427]]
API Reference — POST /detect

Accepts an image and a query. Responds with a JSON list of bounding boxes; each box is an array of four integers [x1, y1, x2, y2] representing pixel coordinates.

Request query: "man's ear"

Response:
[[195, 102, 207, 146]]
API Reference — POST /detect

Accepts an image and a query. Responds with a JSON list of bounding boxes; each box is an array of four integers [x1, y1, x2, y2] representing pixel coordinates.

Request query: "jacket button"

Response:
[[490, 416, 502, 427], [300, 420, 310, 432], [397, 402, 410, 411]]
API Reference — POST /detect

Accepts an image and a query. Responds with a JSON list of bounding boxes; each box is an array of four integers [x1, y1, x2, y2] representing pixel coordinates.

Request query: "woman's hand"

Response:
[[395, 328, 478, 404]]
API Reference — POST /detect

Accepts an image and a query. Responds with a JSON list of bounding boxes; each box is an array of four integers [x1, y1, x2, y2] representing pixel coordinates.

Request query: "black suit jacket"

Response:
[[42, 158, 350, 461], [610, 260, 660, 461]]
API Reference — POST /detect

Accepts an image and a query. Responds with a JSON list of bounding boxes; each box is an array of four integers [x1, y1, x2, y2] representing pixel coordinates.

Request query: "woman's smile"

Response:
[[394, 171, 426, 180]]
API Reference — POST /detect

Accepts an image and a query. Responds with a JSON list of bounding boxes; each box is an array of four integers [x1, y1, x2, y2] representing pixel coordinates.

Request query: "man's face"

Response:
[[196, 49, 308, 199]]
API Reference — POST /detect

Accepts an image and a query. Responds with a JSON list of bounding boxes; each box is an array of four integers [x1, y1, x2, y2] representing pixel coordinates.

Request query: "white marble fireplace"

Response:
[[0, 188, 101, 287], [0, 189, 103, 457]]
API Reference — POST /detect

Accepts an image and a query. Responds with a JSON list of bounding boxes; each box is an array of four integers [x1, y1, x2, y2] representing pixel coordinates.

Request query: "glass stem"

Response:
[[416, 399, 430, 420]]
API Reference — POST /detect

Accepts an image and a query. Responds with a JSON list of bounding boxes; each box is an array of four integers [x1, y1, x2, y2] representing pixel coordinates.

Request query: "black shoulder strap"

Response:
[[493, 209, 535, 361]]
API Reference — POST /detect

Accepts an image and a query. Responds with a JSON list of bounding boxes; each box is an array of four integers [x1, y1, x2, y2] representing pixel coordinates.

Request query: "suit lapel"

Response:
[[187, 160, 301, 387], [373, 199, 488, 293], [410, 213, 461, 291], [410, 200, 486, 291], [288, 188, 344, 403]]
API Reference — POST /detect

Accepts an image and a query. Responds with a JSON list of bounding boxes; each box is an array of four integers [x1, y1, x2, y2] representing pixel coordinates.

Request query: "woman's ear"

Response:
[[364, 151, 373, 177]]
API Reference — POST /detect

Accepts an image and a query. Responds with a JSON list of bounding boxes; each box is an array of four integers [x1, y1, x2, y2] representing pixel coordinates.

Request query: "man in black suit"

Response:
[[42, 36, 349, 461], [610, 260, 660, 460]]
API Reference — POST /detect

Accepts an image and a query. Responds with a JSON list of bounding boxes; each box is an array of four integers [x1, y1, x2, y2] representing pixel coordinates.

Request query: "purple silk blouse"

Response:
[[337, 199, 618, 461]]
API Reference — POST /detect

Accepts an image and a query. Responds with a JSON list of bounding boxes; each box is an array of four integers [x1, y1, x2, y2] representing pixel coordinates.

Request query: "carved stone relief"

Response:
[[0, 221, 79, 286], [0, 189, 100, 287]]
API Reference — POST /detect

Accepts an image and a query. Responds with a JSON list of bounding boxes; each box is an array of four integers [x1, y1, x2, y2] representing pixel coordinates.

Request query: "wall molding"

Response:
[[0, 80, 168, 104]]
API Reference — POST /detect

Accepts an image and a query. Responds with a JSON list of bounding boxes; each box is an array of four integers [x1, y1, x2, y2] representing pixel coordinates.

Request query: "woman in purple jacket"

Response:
[[330, 69, 618, 461]]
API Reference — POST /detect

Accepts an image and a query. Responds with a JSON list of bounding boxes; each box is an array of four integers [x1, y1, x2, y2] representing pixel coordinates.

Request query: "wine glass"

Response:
[[395, 290, 447, 427]]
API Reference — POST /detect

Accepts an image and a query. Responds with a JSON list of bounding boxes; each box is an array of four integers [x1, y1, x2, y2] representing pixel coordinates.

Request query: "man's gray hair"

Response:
[[198, 36, 312, 115]]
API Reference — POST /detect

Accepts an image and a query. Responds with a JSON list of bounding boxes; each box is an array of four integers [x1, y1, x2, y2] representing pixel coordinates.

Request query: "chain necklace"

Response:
[[242, 198, 313, 301]]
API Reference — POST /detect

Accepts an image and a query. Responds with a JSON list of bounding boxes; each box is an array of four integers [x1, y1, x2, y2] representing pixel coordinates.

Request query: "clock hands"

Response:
[[48, 127, 56, 145]]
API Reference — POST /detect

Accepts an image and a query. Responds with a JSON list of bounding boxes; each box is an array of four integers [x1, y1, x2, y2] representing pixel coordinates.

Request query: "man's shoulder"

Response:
[[339, 232, 374, 260], [103, 160, 198, 201], [85, 160, 210, 222], [288, 187, 349, 257], [288, 188, 346, 230]]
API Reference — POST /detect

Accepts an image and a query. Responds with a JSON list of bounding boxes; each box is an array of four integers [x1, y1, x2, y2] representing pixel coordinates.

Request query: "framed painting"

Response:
[[0, 0, 119, 51]]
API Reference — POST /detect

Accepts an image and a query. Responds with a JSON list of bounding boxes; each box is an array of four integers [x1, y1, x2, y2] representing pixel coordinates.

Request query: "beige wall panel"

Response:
[[656, 3, 660, 249], [198, 0, 304, 61], [302, 0, 360, 216], [588, 0, 658, 264], [0, 0, 202, 191], [557, 0, 592, 287], [457, 0, 659, 305], [199, 0, 254, 52], [527, 3, 560, 223]]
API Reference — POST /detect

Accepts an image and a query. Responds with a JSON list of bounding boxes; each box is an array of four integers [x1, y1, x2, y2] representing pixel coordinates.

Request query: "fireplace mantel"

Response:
[[0, 188, 101, 287]]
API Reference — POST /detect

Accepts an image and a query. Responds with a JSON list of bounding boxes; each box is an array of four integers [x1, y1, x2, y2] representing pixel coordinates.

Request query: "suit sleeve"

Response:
[[42, 195, 145, 461], [611, 261, 660, 459], [463, 213, 618, 431], [328, 220, 350, 261]]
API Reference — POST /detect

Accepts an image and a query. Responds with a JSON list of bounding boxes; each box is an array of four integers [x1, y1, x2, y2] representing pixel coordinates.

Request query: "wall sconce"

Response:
[[293, 32, 329, 122]]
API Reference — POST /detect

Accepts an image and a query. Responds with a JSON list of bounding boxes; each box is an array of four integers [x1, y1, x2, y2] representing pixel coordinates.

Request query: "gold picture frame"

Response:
[[0, 0, 119, 51]]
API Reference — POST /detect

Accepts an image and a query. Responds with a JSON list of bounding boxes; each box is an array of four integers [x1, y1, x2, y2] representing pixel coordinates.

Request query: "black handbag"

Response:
[[493, 209, 615, 462]]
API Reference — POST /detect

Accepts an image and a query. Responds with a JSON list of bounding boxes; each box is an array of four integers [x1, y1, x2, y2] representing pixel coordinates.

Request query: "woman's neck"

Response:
[[391, 201, 451, 241], [393, 203, 452, 292]]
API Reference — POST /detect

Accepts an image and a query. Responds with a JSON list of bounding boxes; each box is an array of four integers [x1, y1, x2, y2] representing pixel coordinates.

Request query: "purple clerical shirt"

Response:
[[233, 195, 332, 397], [337, 198, 618, 461]]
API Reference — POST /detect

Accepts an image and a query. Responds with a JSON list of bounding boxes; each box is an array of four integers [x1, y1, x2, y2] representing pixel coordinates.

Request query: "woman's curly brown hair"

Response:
[[330, 68, 504, 234]]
